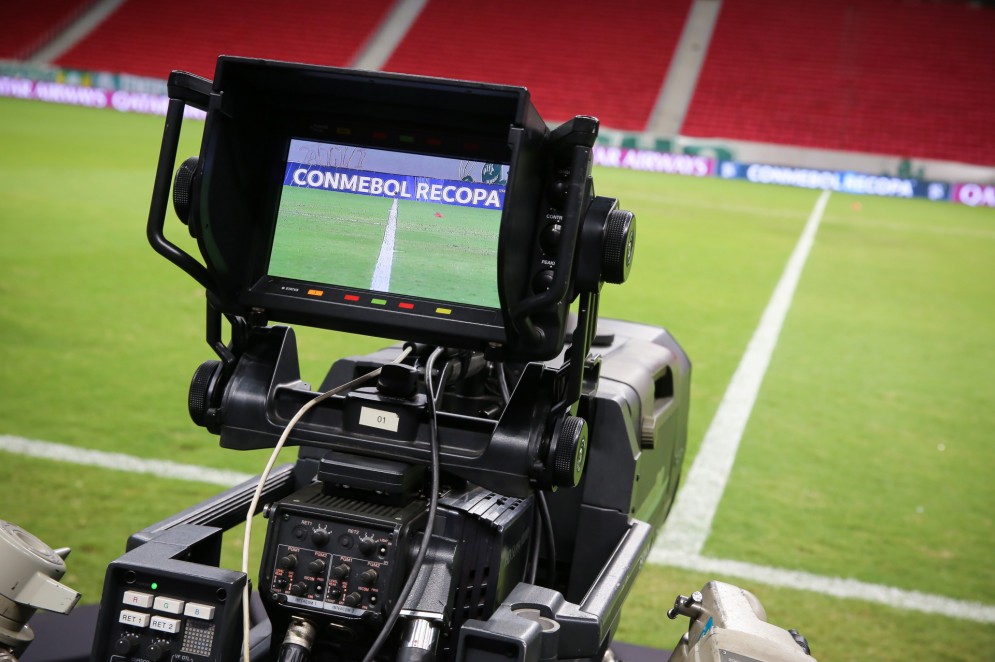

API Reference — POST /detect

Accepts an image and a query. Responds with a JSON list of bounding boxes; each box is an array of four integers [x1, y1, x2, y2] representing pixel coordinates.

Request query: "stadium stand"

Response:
[[52, 0, 394, 79], [681, 0, 995, 166], [17, 0, 994, 166], [383, 0, 693, 131], [0, 0, 93, 60]]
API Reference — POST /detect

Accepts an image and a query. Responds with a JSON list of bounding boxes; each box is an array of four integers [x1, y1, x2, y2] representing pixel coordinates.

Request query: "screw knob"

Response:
[[188, 360, 222, 427], [172, 156, 198, 227], [602, 209, 636, 284], [550, 416, 588, 488]]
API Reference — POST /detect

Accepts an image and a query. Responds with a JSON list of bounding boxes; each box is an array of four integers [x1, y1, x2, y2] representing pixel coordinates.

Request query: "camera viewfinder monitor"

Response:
[[172, 58, 567, 356], [248, 137, 510, 345]]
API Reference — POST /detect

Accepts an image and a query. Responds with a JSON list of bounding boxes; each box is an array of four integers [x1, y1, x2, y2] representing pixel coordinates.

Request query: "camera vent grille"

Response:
[[304, 492, 401, 519]]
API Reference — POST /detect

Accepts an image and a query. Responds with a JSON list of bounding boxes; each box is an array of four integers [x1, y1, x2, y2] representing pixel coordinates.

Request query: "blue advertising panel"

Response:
[[717, 161, 949, 201]]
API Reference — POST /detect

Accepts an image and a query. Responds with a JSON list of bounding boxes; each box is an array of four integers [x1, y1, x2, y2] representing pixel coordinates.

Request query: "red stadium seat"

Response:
[[0, 0, 92, 60], [384, 0, 693, 131], [54, 0, 394, 80], [681, 0, 995, 166]]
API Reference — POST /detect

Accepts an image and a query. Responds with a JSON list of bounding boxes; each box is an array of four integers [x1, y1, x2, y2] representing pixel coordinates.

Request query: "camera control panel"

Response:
[[259, 483, 427, 632], [91, 546, 244, 662]]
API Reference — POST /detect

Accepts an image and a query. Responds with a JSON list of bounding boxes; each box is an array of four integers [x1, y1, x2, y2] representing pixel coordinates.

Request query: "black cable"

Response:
[[497, 363, 511, 404], [526, 490, 542, 584], [361, 347, 445, 662], [537, 491, 557, 587]]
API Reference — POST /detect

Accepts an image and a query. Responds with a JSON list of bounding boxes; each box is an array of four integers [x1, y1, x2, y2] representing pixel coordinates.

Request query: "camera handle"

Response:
[[508, 117, 597, 323], [146, 78, 216, 295]]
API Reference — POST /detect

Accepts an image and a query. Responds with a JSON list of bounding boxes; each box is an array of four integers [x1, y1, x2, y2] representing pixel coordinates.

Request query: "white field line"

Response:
[[654, 190, 832, 556], [371, 198, 398, 291], [649, 188, 995, 624], [0, 434, 252, 487], [651, 551, 995, 625], [3, 436, 995, 622]]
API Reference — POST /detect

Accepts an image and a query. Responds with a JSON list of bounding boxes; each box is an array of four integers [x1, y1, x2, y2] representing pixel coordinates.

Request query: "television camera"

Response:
[[86, 57, 812, 662]]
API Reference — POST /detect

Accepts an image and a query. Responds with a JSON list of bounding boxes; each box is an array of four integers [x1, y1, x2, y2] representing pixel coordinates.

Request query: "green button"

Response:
[[371, 298, 387, 306]]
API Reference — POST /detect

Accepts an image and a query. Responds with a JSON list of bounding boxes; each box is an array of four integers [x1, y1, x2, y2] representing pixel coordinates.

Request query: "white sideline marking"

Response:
[[0, 435, 252, 487], [4, 432, 995, 622], [651, 551, 995, 625], [649, 188, 995, 623], [371, 198, 398, 292], [654, 190, 832, 556]]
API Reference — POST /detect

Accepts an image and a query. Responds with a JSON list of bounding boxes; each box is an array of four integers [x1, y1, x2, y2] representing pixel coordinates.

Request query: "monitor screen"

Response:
[[268, 139, 509, 310]]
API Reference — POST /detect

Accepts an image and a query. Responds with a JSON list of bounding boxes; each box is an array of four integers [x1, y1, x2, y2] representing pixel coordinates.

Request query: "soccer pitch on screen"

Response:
[[269, 186, 501, 308], [1, 97, 993, 661]]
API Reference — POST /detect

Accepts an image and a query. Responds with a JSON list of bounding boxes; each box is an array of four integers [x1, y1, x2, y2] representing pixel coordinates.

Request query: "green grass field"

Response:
[[1, 97, 994, 660], [271, 186, 393, 286], [271, 186, 500, 306]]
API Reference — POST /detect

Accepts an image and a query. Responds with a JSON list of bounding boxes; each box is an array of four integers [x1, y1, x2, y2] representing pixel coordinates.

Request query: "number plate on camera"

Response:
[[359, 407, 400, 432]]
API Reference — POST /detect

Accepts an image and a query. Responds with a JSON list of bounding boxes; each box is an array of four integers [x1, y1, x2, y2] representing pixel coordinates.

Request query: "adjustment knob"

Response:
[[188, 360, 222, 427], [532, 269, 555, 293], [539, 223, 562, 255], [358, 537, 377, 555], [550, 416, 588, 488], [113, 636, 138, 655], [147, 641, 172, 662], [344, 592, 363, 607], [331, 563, 351, 579], [359, 568, 378, 584], [548, 179, 570, 209], [308, 559, 326, 575], [601, 209, 636, 284], [311, 528, 330, 547], [172, 156, 198, 227], [278, 553, 298, 570], [289, 582, 308, 596], [377, 363, 418, 398]]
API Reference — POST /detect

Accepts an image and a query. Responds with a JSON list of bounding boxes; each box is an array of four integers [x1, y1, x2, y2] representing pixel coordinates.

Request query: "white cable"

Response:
[[240, 345, 413, 662]]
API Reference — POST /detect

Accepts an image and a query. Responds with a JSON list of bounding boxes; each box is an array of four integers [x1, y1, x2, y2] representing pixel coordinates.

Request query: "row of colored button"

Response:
[[122, 590, 215, 619], [307, 290, 453, 315]]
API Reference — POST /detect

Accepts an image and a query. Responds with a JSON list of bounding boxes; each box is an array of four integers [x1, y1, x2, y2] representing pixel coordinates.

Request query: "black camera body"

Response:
[[92, 57, 688, 662]]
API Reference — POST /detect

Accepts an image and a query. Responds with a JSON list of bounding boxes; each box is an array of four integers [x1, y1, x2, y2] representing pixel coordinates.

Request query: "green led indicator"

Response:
[[150, 582, 158, 590], [371, 298, 387, 306], [399, 135, 415, 144]]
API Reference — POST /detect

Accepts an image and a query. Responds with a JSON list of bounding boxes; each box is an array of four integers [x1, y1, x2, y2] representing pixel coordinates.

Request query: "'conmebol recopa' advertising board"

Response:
[[718, 161, 949, 200]]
